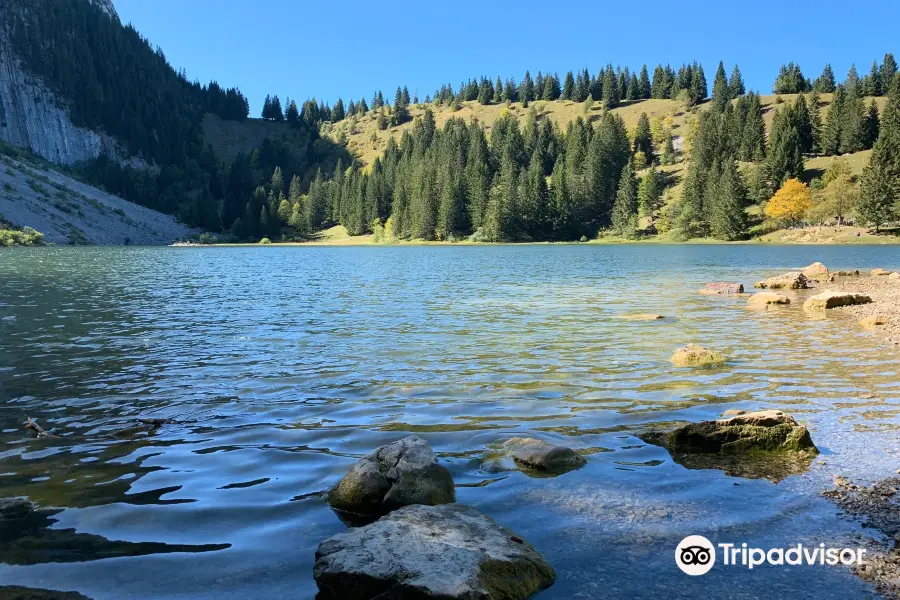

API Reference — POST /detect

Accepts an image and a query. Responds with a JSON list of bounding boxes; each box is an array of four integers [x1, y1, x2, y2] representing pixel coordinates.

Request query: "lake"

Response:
[[1, 245, 900, 599]]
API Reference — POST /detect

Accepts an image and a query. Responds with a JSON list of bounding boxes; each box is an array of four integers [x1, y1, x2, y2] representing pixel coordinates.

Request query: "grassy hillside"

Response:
[[325, 93, 888, 169]]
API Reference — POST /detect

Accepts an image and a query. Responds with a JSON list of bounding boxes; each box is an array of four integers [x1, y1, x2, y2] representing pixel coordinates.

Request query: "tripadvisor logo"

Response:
[[675, 535, 716, 576], [675, 535, 867, 575]]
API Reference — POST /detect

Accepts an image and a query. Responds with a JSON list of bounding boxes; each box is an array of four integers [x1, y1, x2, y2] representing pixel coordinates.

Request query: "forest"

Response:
[[3, 0, 899, 242]]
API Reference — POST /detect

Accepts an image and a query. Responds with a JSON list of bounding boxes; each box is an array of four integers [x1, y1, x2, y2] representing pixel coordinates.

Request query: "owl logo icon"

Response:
[[675, 535, 716, 575]]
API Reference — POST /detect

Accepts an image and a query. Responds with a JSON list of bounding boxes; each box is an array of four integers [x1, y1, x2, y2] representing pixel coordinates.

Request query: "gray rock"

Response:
[[503, 437, 586, 473], [0, 496, 35, 520], [702, 282, 744, 294], [328, 436, 455, 519], [314, 503, 556, 600], [754, 272, 808, 290]]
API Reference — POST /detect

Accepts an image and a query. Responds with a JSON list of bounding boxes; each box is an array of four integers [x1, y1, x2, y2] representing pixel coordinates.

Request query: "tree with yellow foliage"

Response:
[[764, 179, 813, 226]]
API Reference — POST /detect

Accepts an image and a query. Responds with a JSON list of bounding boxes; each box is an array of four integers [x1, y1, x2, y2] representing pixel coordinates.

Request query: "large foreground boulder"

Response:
[[639, 410, 817, 455], [670, 344, 726, 367], [801, 262, 829, 279], [503, 437, 586, 474], [314, 503, 556, 600], [754, 272, 808, 290], [803, 291, 873, 311], [328, 436, 455, 520]]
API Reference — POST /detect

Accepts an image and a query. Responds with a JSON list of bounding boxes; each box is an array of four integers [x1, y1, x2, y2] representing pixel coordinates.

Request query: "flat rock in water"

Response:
[[621, 313, 665, 321], [754, 272, 808, 290], [0, 497, 35, 520], [721, 409, 746, 417], [639, 409, 817, 455], [670, 344, 725, 367], [803, 291, 873, 311], [503, 437, 586, 473], [748, 292, 790, 306], [314, 503, 556, 600], [701, 282, 744, 294], [860, 315, 888, 327], [328, 436, 455, 520], [801, 262, 829, 279]]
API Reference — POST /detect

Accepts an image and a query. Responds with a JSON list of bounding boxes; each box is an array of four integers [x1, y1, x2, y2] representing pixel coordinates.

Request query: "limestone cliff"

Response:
[[0, 0, 135, 166]]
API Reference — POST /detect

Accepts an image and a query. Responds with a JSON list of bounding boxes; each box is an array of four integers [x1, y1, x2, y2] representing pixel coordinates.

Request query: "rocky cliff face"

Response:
[[0, 0, 134, 166]]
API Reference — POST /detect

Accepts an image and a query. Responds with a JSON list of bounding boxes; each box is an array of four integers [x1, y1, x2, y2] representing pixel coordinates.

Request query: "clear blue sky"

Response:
[[117, 0, 899, 116]]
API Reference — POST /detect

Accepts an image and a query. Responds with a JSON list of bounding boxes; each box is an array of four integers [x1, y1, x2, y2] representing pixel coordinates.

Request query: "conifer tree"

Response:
[[882, 54, 898, 91], [638, 166, 662, 223], [611, 161, 638, 236], [651, 65, 668, 99], [864, 100, 880, 148], [822, 85, 844, 155], [633, 112, 654, 163], [627, 73, 639, 101], [493, 76, 503, 104], [689, 62, 707, 105], [774, 63, 809, 94], [562, 71, 575, 100], [864, 60, 882, 97], [839, 83, 866, 153], [712, 61, 730, 109], [285, 98, 300, 124], [521, 71, 535, 103], [465, 124, 491, 230], [333, 98, 345, 122], [767, 104, 805, 185], [813, 64, 836, 93], [795, 94, 813, 154], [741, 92, 766, 160], [809, 92, 823, 154], [728, 64, 745, 97], [602, 65, 619, 108], [709, 160, 748, 240], [261, 95, 272, 119], [860, 77, 900, 230], [639, 65, 652, 99]]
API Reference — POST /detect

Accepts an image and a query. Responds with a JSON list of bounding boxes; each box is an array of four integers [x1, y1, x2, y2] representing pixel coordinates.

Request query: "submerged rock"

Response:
[[748, 292, 790, 306], [0, 497, 35, 520], [860, 314, 889, 327], [328, 436, 455, 520], [670, 344, 726, 367], [801, 262, 829, 279], [640, 410, 817, 455], [314, 503, 556, 600], [621, 313, 665, 321], [701, 282, 744, 294], [503, 437, 586, 474], [803, 291, 873, 311], [754, 272, 808, 290]]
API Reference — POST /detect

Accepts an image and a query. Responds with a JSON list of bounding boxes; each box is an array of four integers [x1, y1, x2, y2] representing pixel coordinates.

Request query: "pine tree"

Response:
[[639, 65, 652, 99], [465, 124, 491, 231], [813, 64, 836, 93], [864, 100, 880, 148], [261, 94, 272, 119], [611, 161, 638, 236], [774, 62, 809, 94], [859, 77, 900, 230], [839, 83, 866, 153], [767, 104, 805, 186], [602, 65, 619, 108], [562, 71, 575, 100], [651, 65, 668, 99], [865, 60, 882, 97], [285, 98, 300, 123], [709, 160, 748, 240], [882, 54, 898, 92], [638, 166, 662, 223], [689, 62, 707, 105], [809, 91, 823, 154], [521, 71, 535, 103], [626, 73, 641, 102], [822, 85, 844, 155], [402, 86, 411, 106], [333, 98, 345, 122], [711, 61, 730, 109], [795, 94, 813, 154], [271, 95, 284, 121], [728, 64, 745, 97], [633, 112, 654, 163], [493, 76, 503, 104], [519, 147, 548, 238], [741, 92, 766, 160]]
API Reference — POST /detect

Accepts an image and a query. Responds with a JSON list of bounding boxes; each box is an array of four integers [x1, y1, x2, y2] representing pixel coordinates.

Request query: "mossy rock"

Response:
[[670, 344, 726, 367]]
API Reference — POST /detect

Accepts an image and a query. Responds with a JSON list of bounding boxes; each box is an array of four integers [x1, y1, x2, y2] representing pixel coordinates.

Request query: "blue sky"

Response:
[[117, 0, 899, 116]]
